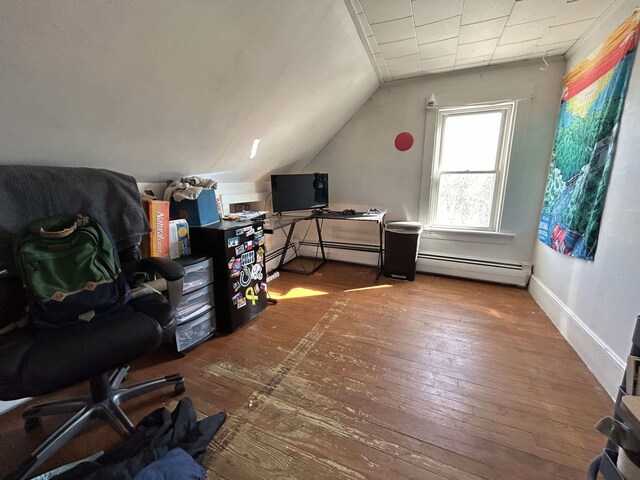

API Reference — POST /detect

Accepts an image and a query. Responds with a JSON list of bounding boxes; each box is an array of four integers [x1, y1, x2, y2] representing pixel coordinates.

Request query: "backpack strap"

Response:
[[30, 215, 90, 239]]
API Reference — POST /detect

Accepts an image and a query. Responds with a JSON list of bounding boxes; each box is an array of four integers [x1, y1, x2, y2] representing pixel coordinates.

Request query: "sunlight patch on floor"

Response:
[[268, 287, 329, 300], [343, 284, 393, 293]]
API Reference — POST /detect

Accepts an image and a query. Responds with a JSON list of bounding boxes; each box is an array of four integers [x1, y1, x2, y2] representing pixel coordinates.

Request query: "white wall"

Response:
[[529, 1, 640, 397], [0, 0, 378, 183], [299, 59, 565, 269]]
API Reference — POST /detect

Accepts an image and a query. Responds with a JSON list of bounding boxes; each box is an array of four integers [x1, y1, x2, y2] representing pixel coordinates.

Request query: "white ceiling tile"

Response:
[[500, 18, 553, 45], [539, 18, 593, 45], [461, 0, 515, 25], [459, 16, 508, 44], [552, 0, 610, 27], [357, 13, 374, 37], [360, 0, 412, 24], [392, 69, 423, 80], [413, 0, 464, 26], [380, 37, 418, 58], [456, 38, 499, 60], [416, 16, 461, 44], [490, 54, 529, 65], [366, 35, 381, 54], [419, 37, 459, 59], [374, 52, 387, 68], [371, 17, 416, 44], [455, 54, 492, 70], [507, 0, 560, 26], [380, 66, 393, 81], [492, 39, 539, 59], [421, 54, 456, 71], [529, 40, 575, 55], [386, 53, 421, 71], [350, 0, 364, 15]]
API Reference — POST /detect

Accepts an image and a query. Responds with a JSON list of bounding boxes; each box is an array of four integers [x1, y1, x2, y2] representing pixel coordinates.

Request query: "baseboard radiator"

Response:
[[417, 253, 532, 287]]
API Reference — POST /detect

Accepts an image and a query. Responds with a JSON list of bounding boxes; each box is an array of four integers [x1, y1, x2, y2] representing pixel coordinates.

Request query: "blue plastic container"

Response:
[[169, 189, 219, 226]]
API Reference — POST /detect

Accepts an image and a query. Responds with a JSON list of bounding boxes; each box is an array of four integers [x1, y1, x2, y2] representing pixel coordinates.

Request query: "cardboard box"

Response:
[[169, 219, 191, 259], [142, 197, 170, 258], [169, 189, 219, 226]]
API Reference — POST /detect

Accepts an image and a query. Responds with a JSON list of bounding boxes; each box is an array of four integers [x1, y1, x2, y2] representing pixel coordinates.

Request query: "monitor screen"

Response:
[[270, 173, 328, 213]]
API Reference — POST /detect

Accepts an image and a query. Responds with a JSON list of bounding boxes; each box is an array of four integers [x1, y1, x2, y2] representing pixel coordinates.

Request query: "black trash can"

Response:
[[383, 221, 423, 281]]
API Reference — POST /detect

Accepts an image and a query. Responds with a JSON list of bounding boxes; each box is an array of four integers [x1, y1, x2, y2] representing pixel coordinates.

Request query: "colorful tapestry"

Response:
[[539, 12, 640, 260]]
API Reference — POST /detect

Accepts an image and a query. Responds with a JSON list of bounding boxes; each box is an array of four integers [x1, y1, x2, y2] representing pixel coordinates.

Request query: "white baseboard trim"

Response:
[[528, 274, 624, 398]]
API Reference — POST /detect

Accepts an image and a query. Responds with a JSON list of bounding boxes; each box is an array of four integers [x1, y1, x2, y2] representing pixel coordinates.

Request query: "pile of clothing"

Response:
[[44, 398, 226, 480]]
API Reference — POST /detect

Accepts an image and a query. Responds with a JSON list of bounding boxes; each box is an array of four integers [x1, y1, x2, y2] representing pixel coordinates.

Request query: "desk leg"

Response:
[[278, 222, 297, 271], [315, 217, 326, 263], [375, 221, 384, 282]]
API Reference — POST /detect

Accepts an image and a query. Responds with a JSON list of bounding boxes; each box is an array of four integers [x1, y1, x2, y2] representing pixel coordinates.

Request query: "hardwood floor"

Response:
[[0, 262, 613, 479]]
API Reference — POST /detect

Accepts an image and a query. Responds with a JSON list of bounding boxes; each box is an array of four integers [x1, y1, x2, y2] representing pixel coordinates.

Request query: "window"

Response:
[[428, 102, 515, 232]]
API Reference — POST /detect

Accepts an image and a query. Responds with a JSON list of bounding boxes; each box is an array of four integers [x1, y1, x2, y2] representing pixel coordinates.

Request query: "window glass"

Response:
[[440, 111, 503, 171], [435, 173, 496, 228]]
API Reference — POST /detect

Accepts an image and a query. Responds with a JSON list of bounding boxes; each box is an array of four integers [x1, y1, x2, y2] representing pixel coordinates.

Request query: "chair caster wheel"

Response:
[[24, 417, 41, 432], [174, 382, 186, 396]]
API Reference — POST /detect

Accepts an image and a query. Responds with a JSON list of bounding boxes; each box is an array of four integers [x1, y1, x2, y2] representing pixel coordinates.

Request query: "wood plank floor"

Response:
[[0, 262, 613, 479]]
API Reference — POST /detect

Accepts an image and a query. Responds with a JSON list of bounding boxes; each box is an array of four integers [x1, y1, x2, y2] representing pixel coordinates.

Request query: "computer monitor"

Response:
[[270, 173, 328, 213]]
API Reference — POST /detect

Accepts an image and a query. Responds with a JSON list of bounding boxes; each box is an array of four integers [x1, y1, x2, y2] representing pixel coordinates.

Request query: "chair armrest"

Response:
[[139, 258, 185, 281], [138, 258, 185, 308]]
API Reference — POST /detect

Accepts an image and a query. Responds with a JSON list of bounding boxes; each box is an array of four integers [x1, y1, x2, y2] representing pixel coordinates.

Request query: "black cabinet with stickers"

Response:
[[190, 219, 267, 333]]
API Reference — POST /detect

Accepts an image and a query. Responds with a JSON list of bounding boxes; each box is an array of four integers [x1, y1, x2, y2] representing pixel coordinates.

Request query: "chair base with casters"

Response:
[[6, 367, 185, 480]]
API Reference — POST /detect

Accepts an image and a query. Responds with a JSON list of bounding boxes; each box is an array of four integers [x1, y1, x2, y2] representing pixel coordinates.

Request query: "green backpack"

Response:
[[15, 214, 131, 328]]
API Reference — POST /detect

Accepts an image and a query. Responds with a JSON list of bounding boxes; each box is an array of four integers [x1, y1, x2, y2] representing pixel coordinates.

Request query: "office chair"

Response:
[[0, 166, 187, 480]]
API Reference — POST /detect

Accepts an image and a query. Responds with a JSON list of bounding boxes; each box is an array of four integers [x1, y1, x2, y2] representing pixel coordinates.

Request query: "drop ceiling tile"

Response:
[[380, 37, 418, 58], [413, 0, 463, 26], [392, 69, 423, 80], [360, 0, 412, 24], [380, 66, 393, 81], [459, 16, 508, 44], [350, 0, 364, 15], [490, 53, 529, 66], [374, 52, 387, 68], [421, 54, 456, 71], [366, 35, 381, 54], [552, 0, 610, 26], [386, 53, 421, 71], [416, 16, 461, 44], [357, 13, 374, 37], [419, 37, 459, 59], [507, 0, 560, 26], [530, 40, 575, 55], [540, 18, 593, 45], [492, 38, 539, 59], [461, 0, 515, 25], [455, 54, 492, 70], [456, 38, 499, 60], [500, 18, 553, 45], [371, 17, 416, 44]]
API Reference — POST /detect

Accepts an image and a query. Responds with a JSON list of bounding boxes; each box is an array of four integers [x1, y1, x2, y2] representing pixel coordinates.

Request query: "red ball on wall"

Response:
[[395, 132, 413, 151]]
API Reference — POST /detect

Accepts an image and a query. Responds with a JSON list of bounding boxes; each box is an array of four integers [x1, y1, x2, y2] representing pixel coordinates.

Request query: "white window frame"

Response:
[[427, 101, 516, 233]]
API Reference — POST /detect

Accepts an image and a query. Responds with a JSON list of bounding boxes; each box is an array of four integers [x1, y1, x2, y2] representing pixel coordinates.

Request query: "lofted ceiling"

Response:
[[347, 0, 622, 81]]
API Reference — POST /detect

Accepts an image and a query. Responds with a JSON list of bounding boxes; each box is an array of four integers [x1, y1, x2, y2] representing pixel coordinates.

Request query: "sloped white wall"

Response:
[[529, 1, 640, 397], [0, 0, 378, 182]]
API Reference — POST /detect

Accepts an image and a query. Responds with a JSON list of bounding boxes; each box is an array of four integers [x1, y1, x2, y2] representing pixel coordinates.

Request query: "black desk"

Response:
[[263, 210, 387, 278]]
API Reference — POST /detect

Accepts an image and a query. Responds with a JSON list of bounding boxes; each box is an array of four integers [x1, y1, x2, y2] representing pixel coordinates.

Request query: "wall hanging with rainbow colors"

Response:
[[538, 11, 639, 260]]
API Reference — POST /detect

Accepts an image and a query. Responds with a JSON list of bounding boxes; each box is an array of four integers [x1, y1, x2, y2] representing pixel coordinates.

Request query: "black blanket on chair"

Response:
[[0, 165, 150, 273]]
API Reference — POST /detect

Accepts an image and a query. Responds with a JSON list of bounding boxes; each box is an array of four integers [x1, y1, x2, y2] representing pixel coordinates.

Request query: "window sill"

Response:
[[422, 228, 515, 245]]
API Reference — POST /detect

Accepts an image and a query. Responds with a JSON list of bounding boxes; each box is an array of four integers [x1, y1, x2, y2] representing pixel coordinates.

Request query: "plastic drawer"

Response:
[[182, 258, 214, 294], [176, 310, 216, 352], [176, 283, 214, 324]]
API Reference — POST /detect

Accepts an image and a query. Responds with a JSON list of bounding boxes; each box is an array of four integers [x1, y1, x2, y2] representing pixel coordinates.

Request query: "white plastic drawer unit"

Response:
[[175, 283, 214, 324], [182, 258, 214, 294], [175, 310, 216, 352]]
